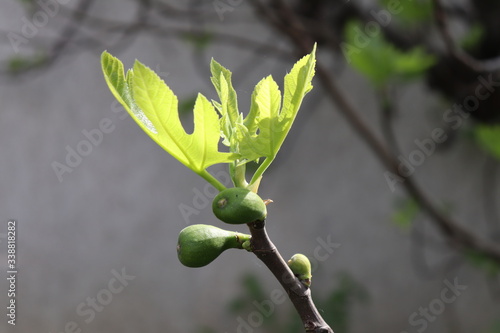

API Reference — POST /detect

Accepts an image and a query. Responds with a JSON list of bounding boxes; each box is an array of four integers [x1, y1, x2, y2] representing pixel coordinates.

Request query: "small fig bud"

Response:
[[177, 224, 251, 268], [287, 254, 312, 287], [212, 187, 267, 224]]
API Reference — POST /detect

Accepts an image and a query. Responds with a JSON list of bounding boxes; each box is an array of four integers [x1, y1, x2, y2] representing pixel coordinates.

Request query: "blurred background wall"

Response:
[[0, 1, 499, 333]]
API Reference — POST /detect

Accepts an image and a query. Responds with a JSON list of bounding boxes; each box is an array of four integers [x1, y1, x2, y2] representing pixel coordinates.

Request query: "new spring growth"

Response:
[[288, 254, 312, 288], [101, 44, 316, 193]]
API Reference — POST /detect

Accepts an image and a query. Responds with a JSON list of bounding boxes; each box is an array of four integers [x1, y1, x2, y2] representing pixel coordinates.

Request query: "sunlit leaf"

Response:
[[101, 52, 237, 187], [102, 45, 316, 190], [210, 59, 241, 150], [240, 45, 316, 168]]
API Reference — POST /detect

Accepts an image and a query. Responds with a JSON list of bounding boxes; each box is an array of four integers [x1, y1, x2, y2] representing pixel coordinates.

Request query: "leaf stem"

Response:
[[198, 169, 227, 192], [249, 156, 274, 187], [232, 162, 249, 188]]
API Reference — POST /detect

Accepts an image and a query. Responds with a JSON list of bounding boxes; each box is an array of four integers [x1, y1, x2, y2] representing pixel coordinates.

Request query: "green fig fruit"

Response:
[[177, 224, 251, 268], [287, 254, 312, 287], [212, 187, 267, 224]]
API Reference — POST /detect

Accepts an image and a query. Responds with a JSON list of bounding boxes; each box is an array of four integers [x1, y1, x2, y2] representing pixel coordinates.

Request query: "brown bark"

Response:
[[247, 220, 334, 333]]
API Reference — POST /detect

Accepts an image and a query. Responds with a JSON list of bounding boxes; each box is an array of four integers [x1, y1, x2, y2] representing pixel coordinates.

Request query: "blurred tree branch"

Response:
[[431, 0, 500, 73]]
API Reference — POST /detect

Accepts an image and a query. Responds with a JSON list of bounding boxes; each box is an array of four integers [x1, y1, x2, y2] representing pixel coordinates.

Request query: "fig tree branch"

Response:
[[431, 0, 500, 73], [247, 220, 334, 333]]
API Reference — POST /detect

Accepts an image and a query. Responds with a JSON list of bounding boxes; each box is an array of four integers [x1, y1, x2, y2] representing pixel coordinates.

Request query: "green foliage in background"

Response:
[[475, 125, 500, 160], [343, 21, 435, 87], [484, 321, 500, 333], [7, 53, 46, 74], [464, 249, 500, 277], [392, 198, 420, 229], [379, 0, 432, 24], [461, 24, 486, 50], [210, 273, 368, 333]]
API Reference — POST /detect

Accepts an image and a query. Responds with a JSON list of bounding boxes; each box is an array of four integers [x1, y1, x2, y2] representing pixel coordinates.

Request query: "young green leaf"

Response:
[[238, 75, 282, 160], [210, 59, 240, 149], [101, 52, 155, 132], [101, 51, 237, 190], [242, 44, 317, 183], [101, 44, 317, 192], [101, 51, 134, 114]]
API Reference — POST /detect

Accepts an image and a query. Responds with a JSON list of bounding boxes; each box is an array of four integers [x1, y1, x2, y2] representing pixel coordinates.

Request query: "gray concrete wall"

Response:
[[0, 1, 498, 333]]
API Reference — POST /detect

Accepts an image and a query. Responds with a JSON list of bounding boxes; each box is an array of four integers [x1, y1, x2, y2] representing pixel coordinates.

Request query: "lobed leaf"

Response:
[[102, 44, 317, 190], [241, 44, 316, 161], [101, 51, 237, 175], [210, 59, 240, 149]]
